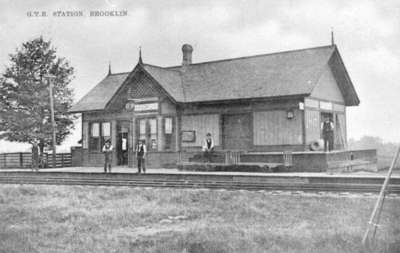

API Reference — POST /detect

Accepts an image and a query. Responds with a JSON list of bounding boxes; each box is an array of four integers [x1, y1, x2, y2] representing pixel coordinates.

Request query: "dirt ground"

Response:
[[0, 184, 399, 253]]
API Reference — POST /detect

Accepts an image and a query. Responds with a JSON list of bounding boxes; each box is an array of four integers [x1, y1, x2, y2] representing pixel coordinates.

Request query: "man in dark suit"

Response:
[[202, 133, 215, 162], [136, 140, 147, 173], [321, 117, 334, 152], [102, 140, 113, 173]]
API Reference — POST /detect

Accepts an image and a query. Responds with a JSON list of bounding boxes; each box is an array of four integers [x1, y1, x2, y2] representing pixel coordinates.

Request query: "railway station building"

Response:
[[70, 43, 370, 170]]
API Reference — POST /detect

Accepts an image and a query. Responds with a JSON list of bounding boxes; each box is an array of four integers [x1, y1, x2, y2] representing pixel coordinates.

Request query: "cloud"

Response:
[[1, 0, 400, 147]]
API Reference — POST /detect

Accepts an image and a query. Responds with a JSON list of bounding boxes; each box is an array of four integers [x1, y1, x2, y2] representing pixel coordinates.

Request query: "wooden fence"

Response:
[[0, 152, 72, 169]]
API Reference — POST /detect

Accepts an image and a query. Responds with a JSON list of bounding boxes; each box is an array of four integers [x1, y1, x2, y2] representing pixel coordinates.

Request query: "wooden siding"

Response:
[[335, 113, 346, 147], [181, 114, 220, 147], [160, 99, 176, 114], [304, 98, 319, 108], [312, 65, 344, 103], [82, 121, 89, 149], [111, 120, 117, 148], [253, 110, 302, 145], [305, 109, 320, 143]]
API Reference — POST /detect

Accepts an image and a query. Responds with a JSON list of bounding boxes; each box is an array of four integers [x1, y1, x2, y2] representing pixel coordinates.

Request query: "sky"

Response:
[[0, 0, 400, 152]]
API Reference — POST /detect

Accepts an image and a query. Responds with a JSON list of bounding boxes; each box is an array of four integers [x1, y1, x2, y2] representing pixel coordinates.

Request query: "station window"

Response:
[[89, 123, 100, 151], [139, 119, 146, 141], [165, 117, 173, 134], [89, 122, 111, 151], [149, 118, 157, 150], [137, 118, 158, 151], [164, 117, 173, 150], [101, 122, 111, 148]]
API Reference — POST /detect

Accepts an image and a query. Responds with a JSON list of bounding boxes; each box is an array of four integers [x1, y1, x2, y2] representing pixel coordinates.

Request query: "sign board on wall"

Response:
[[333, 103, 345, 112], [182, 130, 196, 142], [304, 98, 319, 108], [319, 101, 333, 110], [134, 102, 158, 112]]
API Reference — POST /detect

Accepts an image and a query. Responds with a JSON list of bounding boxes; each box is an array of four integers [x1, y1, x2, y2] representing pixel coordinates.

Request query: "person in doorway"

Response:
[[102, 140, 113, 173], [202, 133, 215, 162], [321, 117, 334, 152], [136, 140, 147, 173]]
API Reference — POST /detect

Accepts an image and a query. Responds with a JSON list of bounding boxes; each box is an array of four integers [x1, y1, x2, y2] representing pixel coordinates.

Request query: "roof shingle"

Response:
[[174, 45, 334, 102], [70, 73, 128, 112], [142, 64, 184, 102], [70, 44, 358, 113]]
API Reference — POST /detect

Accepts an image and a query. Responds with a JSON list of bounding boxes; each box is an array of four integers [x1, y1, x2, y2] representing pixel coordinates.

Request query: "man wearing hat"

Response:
[[321, 117, 335, 152], [135, 139, 147, 173], [102, 140, 113, 173], [202, 133, 215, 162]]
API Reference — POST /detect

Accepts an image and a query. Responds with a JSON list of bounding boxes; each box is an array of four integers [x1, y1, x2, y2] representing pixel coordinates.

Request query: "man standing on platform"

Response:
[[102, 140, 113, 173], [321, 117, 334, 152], [136, 140, 147, 173], [202, 133, 215, 162]]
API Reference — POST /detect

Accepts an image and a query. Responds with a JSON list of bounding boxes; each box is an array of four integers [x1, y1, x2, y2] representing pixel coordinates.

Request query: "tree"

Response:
[[0, 36, 76, 160]]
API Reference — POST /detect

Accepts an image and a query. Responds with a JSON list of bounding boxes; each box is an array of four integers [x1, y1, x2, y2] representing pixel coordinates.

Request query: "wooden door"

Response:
[[117, 122, 129, 165], [222, 113, 251, 150]]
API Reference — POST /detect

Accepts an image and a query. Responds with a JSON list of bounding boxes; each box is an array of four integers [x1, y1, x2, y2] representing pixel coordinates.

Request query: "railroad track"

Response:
[[0, 172, 399, 194]]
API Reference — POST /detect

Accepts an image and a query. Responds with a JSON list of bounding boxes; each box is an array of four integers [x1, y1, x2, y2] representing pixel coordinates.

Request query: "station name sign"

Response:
[[134, 103, 158, 112], [125, 97, 159, 112]]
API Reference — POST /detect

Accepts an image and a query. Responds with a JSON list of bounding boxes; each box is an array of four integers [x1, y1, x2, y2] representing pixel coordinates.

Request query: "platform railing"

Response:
[[225, 151, 242, 165], [0, 152, 72, 169], [283, 151, 293, 167], [178, 150, 244, 165]]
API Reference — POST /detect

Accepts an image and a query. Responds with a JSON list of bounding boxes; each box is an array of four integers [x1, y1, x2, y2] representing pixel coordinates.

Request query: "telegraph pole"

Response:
[[45, 74, 57, 168], [362, 146, 400, 249]]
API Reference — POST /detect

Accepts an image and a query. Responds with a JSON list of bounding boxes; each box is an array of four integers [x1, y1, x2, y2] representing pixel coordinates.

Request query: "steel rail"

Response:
[[0, 173, 399, 194]]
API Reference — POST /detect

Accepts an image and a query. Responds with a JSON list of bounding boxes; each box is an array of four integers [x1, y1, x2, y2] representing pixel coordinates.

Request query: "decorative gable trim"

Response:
[[104, 64, 177, 111]]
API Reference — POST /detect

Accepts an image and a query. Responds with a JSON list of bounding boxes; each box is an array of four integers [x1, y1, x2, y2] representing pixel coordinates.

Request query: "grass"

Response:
[[0, 185, 399, 253]]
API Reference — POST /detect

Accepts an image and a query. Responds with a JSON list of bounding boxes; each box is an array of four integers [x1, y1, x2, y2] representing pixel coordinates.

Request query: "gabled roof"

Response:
[[70, 44, 359, 113], [171, 45, 335, 103], [70, 73, 129, 112], [142, 64, 184, 102]]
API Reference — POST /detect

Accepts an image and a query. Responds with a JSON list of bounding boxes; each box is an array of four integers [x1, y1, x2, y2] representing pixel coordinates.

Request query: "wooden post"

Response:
[[157, 115, 164, 151], [175, 114, 181, 152], [45, 153, 49, 168], [111, 120, 117, 166], [20, 152, 23, 168], [362, 146, 400, 247], [130, 117, 136, 168], [45, 75, 57, 168]]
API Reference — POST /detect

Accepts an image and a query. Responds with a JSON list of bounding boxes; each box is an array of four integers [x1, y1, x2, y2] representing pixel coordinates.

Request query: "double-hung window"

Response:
[[89, 122, 111, 151], [164, 117, 173, 150]]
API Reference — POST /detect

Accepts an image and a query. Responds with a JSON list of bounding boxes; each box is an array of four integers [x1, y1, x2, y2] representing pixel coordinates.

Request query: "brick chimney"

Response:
[[182, 44, 193, 66]]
